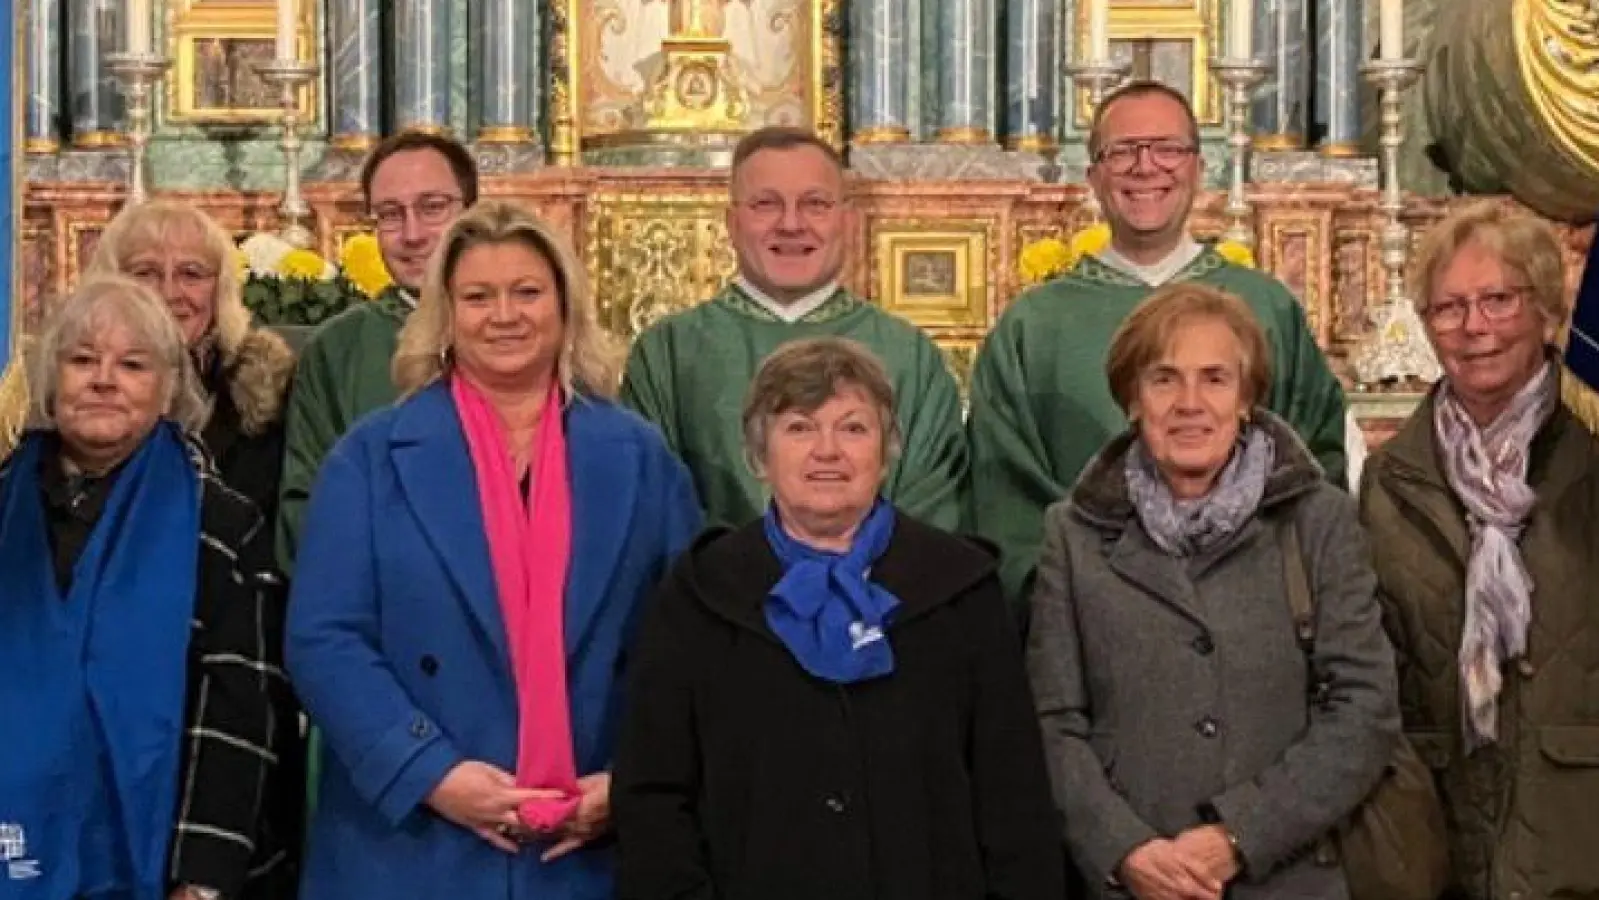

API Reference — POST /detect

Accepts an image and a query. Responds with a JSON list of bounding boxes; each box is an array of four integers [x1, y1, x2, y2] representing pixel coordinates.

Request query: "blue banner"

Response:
[[1566, 221, 1599, 391]]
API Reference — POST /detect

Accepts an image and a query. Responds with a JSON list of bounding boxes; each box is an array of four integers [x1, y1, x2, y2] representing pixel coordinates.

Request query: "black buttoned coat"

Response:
[[612, 511, 1064, 900]]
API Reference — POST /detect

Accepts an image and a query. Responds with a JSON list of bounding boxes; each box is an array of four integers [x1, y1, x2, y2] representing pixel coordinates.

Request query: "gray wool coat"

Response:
[[1026, 411, 1399, 899]]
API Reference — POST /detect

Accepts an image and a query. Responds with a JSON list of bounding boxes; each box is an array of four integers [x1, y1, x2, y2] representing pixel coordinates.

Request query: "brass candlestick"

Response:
[[104, 51, 172, 203], [256, 59, 321, 249], [1208, 58, 1271, 247]]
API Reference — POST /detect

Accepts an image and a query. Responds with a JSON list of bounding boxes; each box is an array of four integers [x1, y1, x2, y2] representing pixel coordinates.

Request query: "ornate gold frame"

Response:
[[166, 0, 318, 124], [546, 0, 845, 165], [1072, 0, 1222, 128], [873, 223, 993, 329]]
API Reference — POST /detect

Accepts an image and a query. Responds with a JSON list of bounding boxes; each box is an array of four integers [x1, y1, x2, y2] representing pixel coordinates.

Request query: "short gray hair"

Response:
[[27, 274, 210, 432], [741, 337, 902, 474]]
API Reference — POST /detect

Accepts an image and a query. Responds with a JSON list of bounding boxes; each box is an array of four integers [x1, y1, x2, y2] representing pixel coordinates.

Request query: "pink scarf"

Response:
[[451, 374, 580, 832]]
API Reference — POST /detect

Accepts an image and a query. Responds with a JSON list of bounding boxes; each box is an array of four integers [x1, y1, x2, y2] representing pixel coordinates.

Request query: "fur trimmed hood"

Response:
[[217, 327, 295, 436]]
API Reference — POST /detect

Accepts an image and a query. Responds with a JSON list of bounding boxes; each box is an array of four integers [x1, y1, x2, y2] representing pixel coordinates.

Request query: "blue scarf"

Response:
[[763, 500, 900, 684], [0, 424, 199, 900]]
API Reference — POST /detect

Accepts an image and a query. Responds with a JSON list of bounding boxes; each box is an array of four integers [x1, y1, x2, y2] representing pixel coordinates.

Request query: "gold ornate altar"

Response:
[[18, 174, 1596, 402]]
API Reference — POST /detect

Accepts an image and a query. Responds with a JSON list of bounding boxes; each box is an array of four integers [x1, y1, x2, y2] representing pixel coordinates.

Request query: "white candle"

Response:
[[126, 0, 151, 54], [1228, 0, 1253, 60], [276, 0, 297, 61], [1379, 0, 1404, 60], [1087, 0, 1110, 62]]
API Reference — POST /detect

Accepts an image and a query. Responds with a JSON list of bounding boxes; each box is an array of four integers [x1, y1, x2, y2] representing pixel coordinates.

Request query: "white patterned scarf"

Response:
[[1125, 424, 1275, 558], [1433, 361, 1557, 750]]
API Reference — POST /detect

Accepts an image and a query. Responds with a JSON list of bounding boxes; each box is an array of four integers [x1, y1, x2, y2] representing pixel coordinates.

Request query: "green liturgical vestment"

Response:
[[622, 285, 968, 531], [276, 286, 410, 571], [968, 248, 1348, 604]]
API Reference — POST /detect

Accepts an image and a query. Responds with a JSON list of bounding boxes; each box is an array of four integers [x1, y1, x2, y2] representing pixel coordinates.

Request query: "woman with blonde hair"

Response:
[[1361, 200, 1599, 899], [89, 199, 294, 522], [0, 274, 295, 900], [287, 200, 701, 899]]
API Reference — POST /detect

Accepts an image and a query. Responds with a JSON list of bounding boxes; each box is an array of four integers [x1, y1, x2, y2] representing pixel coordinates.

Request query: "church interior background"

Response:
[[5, 0, 1599, 444]]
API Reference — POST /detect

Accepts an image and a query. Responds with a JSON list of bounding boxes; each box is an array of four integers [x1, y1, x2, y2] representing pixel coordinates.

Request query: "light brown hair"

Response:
[[1087, 79, 1201, 159], [729, 126, 845, 197], [1105, 282, 1272, 414], [1410, 199, 1568, 329], [391, 200, 621, 398], [741, 337, 902, 473]]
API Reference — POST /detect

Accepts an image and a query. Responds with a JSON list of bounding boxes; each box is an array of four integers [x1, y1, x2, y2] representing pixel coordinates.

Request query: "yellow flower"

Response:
[[1018, 238, 1072, 286], [278, 249, 331, 280], [1067, 222, 1112, 261], [233, 247, 250, 281], [339, 233, 392, 298], [1216, 241, 1257, 269]]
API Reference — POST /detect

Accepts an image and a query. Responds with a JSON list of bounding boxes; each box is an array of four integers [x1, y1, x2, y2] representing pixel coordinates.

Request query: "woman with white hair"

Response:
[[89, 199, 295, 523], [0, 274, 295, 900], [287, 200, 701, 899]]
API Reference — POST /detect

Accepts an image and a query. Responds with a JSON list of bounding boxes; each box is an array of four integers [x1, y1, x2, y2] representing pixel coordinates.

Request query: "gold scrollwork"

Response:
[[1518, 0, 1599, 177], [584, 194, 736, 339], [873, 221, 995, 329]]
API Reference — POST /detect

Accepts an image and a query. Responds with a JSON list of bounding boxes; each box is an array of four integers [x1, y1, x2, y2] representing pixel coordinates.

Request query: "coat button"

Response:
[[420, 655, 439, 676], [1196, 717, 1220, 739], [1192, 635, 1215, 655], [410, 717, 431, 738], [1516, 659, 1535, 679], [823, 793, 848, 814]]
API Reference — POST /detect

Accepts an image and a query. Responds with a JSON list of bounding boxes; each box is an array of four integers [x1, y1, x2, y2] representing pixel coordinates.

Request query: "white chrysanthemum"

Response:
[[239, 232, 296, 279]]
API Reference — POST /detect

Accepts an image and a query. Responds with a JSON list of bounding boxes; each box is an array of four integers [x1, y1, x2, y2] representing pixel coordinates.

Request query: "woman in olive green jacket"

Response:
[[1360, 201, 1599, 900]]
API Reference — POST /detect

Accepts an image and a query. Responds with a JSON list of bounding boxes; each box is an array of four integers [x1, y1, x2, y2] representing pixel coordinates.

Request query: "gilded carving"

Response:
[[937, 341, 979, 407], [584, 194, 736, 338], [166, 0, 317, 124], [872, 220, 995, 329]]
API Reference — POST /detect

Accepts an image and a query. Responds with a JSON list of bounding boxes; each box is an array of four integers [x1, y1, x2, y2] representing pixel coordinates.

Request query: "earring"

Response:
[[438, 345, 453, 369]]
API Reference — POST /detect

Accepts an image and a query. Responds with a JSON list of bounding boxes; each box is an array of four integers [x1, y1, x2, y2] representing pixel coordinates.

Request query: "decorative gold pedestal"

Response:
[[644, 36, 745, 137]]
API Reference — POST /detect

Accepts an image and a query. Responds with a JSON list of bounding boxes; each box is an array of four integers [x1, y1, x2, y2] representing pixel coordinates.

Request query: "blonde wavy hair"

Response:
[[86, 199, 251, 358], [1411, 200, 1569, 333], [393, 200, 621, 398], [27, 274, 210, 432]]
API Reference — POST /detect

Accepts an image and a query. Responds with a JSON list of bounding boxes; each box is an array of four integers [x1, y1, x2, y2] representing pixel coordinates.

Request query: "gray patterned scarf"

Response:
[[1126, 424, 1275, 558], [1434, 361, 1557, 750]]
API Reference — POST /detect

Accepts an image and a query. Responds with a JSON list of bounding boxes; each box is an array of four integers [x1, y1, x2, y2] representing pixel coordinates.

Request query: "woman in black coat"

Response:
[[613, 337, 1062, 900]]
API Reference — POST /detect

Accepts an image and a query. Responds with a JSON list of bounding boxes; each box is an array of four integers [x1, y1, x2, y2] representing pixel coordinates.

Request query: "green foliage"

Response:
[[242, 273, 364, 327]]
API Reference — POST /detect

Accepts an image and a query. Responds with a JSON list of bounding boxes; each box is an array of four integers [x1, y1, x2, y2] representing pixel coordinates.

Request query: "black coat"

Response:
[[613, 511, 1064, 900], [197, 328, 293, 527]]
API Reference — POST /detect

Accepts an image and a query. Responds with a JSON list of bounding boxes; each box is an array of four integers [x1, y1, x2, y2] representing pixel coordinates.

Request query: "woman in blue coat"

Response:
[[286, 200, 701, 900]]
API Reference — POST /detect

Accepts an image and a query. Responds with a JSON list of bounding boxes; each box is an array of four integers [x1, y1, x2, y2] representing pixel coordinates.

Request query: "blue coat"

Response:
[[286, 382, 702, 900]]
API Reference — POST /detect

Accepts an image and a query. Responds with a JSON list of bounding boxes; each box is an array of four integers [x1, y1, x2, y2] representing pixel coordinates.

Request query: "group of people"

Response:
[[1, 77, 1596, 900]]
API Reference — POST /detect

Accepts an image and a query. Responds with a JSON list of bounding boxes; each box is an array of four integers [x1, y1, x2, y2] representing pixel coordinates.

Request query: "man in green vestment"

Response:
[[622, 127, 967, 530], [275, 132, 479, 570], [969, 81, 1348, 604]]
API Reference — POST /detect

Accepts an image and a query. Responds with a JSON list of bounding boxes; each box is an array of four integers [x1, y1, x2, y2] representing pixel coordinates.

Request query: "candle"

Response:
[[1087, 0, 1110, 62], [126, 0, 151, 54], [1228, 0, 1253, 60], [276, 0, 297, 61], [1379, 0, 1404, 60]]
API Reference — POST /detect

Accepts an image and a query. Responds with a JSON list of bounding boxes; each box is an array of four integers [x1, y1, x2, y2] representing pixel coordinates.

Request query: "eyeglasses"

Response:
[[125, 261, 218, 290], [1094, 139, 1199, 175], [1424, 287, 1529, 331], [369, 193, 463, 233], [737, 193, 840, 225]]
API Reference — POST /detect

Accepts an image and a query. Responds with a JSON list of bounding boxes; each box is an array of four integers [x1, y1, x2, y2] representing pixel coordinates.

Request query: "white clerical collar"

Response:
[[396, 287, 418, 309], [1096, 235, 1204, 286], [734, 275, 839, 324]]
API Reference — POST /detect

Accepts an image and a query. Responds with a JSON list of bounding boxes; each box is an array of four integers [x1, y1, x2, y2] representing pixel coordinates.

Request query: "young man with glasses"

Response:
[[620, 126, 968, 530], [277, 131, 478, 570], [967, 80, 1349, 605]]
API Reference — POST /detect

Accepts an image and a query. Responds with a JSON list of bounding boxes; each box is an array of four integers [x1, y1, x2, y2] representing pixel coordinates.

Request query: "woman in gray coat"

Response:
[[1026, 283, 1398, 900]]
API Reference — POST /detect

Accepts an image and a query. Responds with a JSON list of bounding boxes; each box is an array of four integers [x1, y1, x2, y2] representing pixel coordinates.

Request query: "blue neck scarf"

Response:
[[0, 424, 200, 900], [763, 500, 900, 684]]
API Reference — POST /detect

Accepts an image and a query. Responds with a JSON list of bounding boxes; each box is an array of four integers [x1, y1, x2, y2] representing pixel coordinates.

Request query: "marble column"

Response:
[[933, 0, 995, 143], [1249, 0, 1309, 149], [27, 0, 62, 153], [1315, 0, 1362, 155], [393, 0, 453, 132], [1004, 0, 1058, 152], [68, 0, 124, 148], [328, 0, 382, 151], [475, 0, 537, 142], [849, 0, 912, 143]]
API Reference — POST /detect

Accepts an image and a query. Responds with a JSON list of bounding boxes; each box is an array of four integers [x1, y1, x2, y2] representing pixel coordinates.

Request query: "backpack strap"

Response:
[[1274, 511, 1333, 709]]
